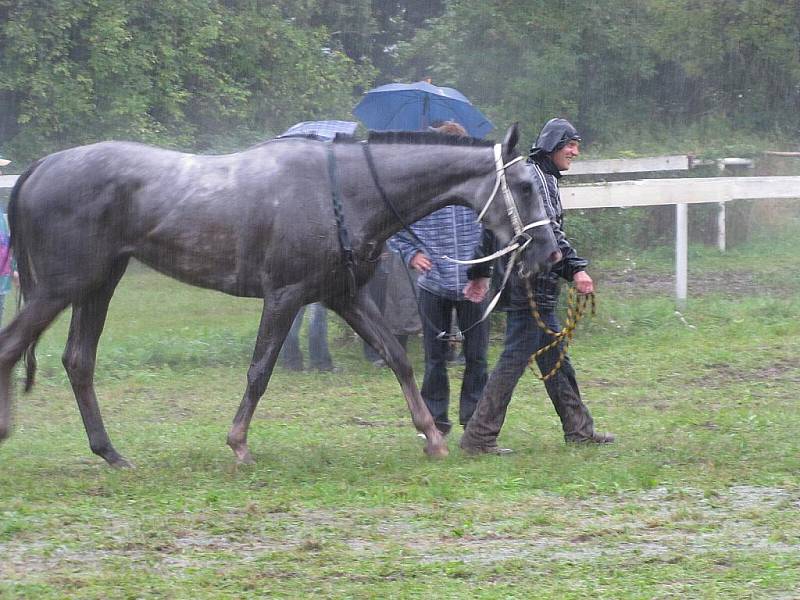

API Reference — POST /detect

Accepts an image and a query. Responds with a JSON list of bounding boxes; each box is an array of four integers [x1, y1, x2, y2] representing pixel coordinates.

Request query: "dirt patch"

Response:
[[2, 485, 798, 580], [597, 269, 785, 298], [692, 357, 800, 388]]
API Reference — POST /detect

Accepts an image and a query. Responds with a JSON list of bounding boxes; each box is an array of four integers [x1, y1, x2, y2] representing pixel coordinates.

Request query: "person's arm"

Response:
[[531, 164, 589, 284], [463, 277, 489, 303], [466, 228, 495, 280], [387, 231, 418, 265], [549, 213, 588, 281], [388, 225, 432, 272], [572, 270, 594, 294]]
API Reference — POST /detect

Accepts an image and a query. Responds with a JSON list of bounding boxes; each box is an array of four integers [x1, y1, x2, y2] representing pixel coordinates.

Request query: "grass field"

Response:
[[1, 214, 799, 599]]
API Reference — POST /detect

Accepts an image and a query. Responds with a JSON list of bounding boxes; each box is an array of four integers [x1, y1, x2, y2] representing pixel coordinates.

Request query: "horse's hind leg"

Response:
[[333, 290, 447, 458], [227, 288, 303, 464], [62, 260, 131, 467], [0, 298, 69, 441]]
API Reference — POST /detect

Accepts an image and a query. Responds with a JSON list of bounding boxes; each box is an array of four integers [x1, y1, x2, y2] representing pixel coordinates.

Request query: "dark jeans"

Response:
[[461, 308, 595, 448], [279, 303, 333, 371], [419, 288, 489, 433]]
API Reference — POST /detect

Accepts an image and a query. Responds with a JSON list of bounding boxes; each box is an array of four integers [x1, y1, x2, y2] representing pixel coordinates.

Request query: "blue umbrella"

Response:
[[353, 81, 494, 138]]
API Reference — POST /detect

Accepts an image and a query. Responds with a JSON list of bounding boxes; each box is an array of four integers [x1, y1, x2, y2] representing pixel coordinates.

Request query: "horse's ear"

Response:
[[501, 123, 520, 156]]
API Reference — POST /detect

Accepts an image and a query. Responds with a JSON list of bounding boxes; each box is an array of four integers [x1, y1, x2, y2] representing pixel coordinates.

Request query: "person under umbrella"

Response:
[[353, 80, 493, 138]]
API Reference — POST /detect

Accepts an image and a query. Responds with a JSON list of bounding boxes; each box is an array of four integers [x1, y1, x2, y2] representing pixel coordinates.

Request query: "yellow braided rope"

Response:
[[524, 277, 595, 381]]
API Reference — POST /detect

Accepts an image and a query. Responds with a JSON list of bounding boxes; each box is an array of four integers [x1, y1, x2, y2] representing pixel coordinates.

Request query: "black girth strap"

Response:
[[326, 143, 357, 296], [361, 142, 433, 254]]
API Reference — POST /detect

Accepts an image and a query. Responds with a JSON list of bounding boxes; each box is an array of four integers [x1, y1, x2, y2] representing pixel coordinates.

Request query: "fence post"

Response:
[[675, 203, 688, 309], [717, 202, 726, 252]]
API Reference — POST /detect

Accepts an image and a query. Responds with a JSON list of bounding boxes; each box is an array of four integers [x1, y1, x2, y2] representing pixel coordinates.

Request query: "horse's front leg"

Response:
[[334, 290, 447, 458], [227, 288, 303, 464]]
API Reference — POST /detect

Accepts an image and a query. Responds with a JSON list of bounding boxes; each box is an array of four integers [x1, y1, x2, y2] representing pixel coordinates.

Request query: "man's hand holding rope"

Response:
[[572, 270, 594, 295]]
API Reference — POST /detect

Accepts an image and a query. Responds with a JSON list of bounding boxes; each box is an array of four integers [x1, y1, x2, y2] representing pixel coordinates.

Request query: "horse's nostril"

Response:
[[549, 250, 562, 264]]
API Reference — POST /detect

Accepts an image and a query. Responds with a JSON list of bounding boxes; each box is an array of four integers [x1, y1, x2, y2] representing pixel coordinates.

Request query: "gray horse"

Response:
[[0, 125, 559, 467]]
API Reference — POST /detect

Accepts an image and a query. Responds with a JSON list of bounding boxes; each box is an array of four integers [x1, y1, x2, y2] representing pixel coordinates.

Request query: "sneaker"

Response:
[[434, 420, 453, 436], [312, 364, 340, 373], [565, 431, 615, 444], [459, 441, 514, 456]]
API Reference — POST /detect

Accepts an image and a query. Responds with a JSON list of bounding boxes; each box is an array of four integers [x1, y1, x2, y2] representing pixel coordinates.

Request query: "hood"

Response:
[[529, 118, 581, 159]]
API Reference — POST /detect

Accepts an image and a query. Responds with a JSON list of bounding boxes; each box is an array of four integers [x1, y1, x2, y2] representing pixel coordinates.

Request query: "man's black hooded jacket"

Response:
[[468, 119, 588, 311]]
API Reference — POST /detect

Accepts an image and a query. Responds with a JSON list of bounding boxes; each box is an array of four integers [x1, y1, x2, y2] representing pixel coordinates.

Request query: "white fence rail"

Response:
[[563, 175, 800, 307], [0, 175, 18, 188], [567, 154, 689, 176], [562, 176, 800, 209]]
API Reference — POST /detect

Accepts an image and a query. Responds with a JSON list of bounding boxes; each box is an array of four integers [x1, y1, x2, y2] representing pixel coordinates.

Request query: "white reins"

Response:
[[438, 143, 553, 333], [443, 144, 550, 266]]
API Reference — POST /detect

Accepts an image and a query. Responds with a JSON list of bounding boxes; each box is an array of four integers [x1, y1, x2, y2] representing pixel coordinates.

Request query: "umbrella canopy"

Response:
[[353, 81, 494, 138], [279, 120, 358, 141]]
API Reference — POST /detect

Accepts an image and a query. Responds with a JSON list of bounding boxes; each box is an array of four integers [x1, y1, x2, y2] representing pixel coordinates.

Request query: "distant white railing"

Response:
[[0, 175, 18, 188], [562, 176, 800, 208], [567, 154, 690, 176], [563, 159, 800, 306]]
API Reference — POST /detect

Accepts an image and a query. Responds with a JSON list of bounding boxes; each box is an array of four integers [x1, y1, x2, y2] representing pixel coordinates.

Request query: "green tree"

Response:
[[396, 0, 800, 149], [0, 0, 373, 159]]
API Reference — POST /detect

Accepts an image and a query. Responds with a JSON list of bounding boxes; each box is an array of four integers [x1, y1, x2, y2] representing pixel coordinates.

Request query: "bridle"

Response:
[[441, 143, 552, 325], [361, 140, 553, 341], [444, 144, 550, 267]]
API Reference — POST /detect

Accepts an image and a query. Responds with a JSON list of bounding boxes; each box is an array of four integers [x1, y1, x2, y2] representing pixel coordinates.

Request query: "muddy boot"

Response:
[[459, 364, 520, 453], [460, 441, 514, 456], [539, 358, 614, 443], [565, 431, 615, 444]]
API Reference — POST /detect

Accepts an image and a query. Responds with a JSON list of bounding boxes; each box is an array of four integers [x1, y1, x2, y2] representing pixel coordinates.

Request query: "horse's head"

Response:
[[476, 124, 561, 275]]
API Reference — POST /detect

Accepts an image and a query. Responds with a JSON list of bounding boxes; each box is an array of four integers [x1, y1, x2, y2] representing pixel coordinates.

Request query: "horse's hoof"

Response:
[[233, 447, 255, 465], [109, 457, 135, 469], [424, 442, 449, 459]]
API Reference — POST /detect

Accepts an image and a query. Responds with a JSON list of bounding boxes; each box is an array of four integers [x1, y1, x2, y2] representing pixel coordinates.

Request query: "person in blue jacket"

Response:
[[390, 121, 489, 435], [0, 212, 15, 327], [459, 118, 614, 454]]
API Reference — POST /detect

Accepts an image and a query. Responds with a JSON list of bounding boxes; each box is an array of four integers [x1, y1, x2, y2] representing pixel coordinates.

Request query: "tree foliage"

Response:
[[0, 0, 797, 160], [396, 0, 800, 151], [0, 0, 373, 158]]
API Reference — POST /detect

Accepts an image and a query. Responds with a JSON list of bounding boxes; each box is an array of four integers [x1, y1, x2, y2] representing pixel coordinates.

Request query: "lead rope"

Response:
[[524, 276, 596, 381]]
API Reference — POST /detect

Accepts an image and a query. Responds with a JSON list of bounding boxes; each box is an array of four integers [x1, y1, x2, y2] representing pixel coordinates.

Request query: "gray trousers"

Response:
[[460, 309, 595, 449]]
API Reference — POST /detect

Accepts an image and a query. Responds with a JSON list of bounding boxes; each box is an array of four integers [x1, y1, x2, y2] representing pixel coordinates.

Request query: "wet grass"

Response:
[[1, 220, 799, 598]]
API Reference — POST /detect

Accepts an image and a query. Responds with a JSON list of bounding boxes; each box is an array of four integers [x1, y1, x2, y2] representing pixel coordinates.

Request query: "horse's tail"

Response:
[[8, 158, 45, 392]]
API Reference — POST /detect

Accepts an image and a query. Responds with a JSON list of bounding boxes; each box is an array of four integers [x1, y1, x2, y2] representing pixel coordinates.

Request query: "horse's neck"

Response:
[[347, 143, 490, 246]]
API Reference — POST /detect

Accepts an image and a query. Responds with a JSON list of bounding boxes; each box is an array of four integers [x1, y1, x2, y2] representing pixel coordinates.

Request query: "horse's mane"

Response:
[[246, 130, 495, 150], [363, 130, 494, 148]]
